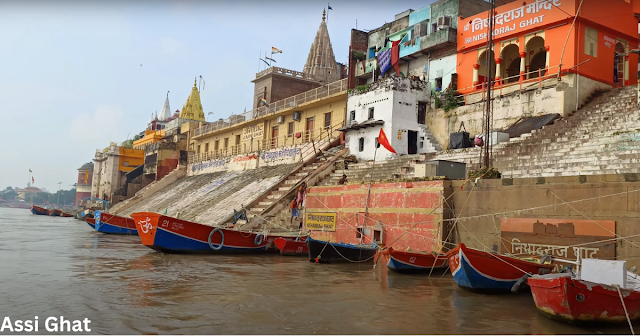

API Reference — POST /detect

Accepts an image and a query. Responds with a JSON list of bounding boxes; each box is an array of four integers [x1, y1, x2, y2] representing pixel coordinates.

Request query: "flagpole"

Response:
[[361, 144, 378, 245]]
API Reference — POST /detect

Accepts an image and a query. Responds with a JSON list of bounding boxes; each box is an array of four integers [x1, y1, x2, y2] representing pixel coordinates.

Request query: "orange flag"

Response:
[[378, 128, 396, 154]]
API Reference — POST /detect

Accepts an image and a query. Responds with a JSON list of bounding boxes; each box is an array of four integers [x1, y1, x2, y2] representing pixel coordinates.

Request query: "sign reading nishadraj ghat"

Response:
[[305, 212, 337, 231], [242, 124, 264, 141]]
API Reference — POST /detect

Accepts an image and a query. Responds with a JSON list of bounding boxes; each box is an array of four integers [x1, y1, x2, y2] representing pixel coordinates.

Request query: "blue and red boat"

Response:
[[48, 209, 61, 216], [94, 211, 138, 235], [446, 243, 554, 292], [130, 212, 302, 254], [85, 217, 96, 229], [30, 205, 49, 216], [381, 247, 448, 273]]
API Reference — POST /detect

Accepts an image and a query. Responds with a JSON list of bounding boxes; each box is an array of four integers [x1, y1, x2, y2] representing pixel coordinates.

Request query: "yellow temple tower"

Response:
[[179, 78, 205, 121]]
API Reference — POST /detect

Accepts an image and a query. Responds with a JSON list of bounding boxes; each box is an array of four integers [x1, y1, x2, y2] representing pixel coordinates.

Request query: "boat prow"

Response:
[[85, 217, 96, 229], [30, 205, 49, 216], [382, 247, 448, 273], [94, 211, 138, 235], [274, 237, 308, 256]]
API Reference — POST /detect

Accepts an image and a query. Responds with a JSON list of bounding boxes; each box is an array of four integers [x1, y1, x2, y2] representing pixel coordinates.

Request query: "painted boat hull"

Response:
[[529, 274, 640, 324], [446, 243, 554, 292], [274, 237, 308, 256], [382, 247, 448, 273], [30, 205, 49, 216], [48, 209, 61, 216], [94, 211, 138, 235], [306, 237, 378, 263], [85, 217, 96, 229], [130, 212, 284, 254], [60, 212, 74, 218]]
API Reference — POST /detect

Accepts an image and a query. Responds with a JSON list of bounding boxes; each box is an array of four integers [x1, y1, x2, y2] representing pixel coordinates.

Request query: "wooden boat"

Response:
[[30, 205, 49, 216], [85, 217, 96, 229], [529, 260, 640, 325], [94, 211, 138, 235], [446, 243, 554, 292], [306, 237, 378, 263], [48, 209, 62, 216], [60, 212, 74, 218], [129, 212, 302, 254], [381, 247, 448, 273], [274, 237, 308, 256]]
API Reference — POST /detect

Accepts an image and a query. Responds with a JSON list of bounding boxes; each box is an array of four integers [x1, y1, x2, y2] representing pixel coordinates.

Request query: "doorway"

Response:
[[417, 102, 427, 125], [408, 130, 418, 154], [615, 43, 625, 85], [271, 126, 278, 149], [306, 117, 314, 142]]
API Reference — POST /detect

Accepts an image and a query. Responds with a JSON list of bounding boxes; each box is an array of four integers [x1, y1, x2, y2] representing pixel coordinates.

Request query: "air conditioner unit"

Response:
[[276, 116, 285, 124], [437, 16, 451, 29], [292, 112, 301, 121]]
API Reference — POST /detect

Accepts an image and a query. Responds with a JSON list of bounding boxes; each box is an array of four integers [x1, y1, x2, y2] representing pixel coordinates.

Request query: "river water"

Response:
[[0, 207, 632, 335]]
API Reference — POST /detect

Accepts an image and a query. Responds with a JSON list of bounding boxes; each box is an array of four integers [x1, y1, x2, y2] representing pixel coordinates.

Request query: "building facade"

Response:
[[75, 162, 93, 208], [91, 143, 144, 202], [457, 0, 639, 93], [342, 76, 440, 162]]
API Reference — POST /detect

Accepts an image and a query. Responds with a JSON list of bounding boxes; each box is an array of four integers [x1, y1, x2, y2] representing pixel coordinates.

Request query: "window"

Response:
[[435, 77, 443, 92], [204, 143, 209, 153], [224, 138, 229, 148], [288, 122, 294, 137], [368, 47, 376, 58], [585, 27, 598, 57], [235, 134, 241, 145], [214, 140, 219, 151], [358, 137, 365, 152], [324, 112, 332, 129], [418, 102, 427, 125], [197, 145, 201, 153], [350, 110, 356, 122], [368, 107, 374, 120], [356, 227, 364, 240], [431, 22, 437, 34]]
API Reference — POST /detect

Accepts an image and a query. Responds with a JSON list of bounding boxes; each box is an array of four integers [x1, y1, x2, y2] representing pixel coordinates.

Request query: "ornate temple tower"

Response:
[[158, 92, 171, 121], [303, 9, 341, 84], [179, 78, 205, 122]]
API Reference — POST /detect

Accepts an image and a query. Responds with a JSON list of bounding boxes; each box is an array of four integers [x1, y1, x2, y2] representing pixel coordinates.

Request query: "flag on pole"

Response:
[[328, 4, 332, 10], [260, 98, 268, 106], [265, 56, 276, 63], [29, 169, 32, 173], [260, 58, 270, 66], [208, 112, 214, 115], [32, 177, 35, 184], [271, 47, 282, 54], [377, 128, 396, 154]]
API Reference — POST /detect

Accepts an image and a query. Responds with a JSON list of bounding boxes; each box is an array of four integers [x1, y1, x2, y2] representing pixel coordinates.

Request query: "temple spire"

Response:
[[303, 10, 340, 84], [179, 78, 205, 121], [159, 92, 171, 121]]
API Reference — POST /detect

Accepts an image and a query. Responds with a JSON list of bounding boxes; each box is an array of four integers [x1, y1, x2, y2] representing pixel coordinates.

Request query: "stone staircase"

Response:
[[318, 154, 428, 186], [419, 124, 443, 152], [432, 86, 640, 178]]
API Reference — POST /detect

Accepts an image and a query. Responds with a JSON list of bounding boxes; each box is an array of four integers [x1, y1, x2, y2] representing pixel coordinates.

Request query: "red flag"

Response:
[[32, 177, 34, 184], [378, 128, 396, 154]]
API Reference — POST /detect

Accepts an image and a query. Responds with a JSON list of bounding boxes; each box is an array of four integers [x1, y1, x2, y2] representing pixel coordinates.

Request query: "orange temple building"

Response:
[[456, 0, 639, 93]]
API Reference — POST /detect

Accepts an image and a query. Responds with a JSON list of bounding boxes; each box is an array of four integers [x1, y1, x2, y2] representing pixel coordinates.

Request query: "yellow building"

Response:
[[118, 147, 145, 172], [133, 129, 165, 150], [190, 78, 347, 161], [180, 79, 205, 122]]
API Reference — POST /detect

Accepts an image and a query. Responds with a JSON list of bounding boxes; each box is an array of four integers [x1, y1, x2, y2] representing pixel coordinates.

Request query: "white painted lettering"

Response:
[[1, 317, 13, 332], [45, 317, 57, 332]]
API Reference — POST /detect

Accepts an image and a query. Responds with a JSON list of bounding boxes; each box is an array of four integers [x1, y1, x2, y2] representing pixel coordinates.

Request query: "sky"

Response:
[[0, 0, 438, 193]]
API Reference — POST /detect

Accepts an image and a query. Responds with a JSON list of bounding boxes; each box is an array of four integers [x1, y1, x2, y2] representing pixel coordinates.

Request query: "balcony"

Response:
[[418, 27, 456, 53], [193, 78, 348, 139], [255, 66, 316, 81], [355, 59, 378, 78]]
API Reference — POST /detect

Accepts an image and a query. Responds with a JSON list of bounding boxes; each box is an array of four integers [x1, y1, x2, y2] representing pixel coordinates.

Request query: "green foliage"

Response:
[[352, 50, 366, 62], [443, 89, 460, 112], [354, 84, 371, 94], [434, 96, 442, 109], [469, 167, 502, 179], [0, 187, 17, 200]]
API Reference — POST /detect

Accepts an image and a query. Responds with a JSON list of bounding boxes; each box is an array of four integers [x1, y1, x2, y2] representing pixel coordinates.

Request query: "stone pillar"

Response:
[[545, 46, 550, 72], [625, 55, 630, 86], [495, 58, 502, 85], [519, 52, 527, 81], [473, 64, 480, 88]]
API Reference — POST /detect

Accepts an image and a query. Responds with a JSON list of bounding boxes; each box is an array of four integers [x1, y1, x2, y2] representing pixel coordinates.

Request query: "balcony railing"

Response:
[[188, 121, 344, 164], [255, 66, 316, 81], [194, 78, 348, 138]]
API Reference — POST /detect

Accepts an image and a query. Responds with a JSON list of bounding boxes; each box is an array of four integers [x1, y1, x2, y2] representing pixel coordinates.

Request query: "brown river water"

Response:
[[0, 207, 632, 335]]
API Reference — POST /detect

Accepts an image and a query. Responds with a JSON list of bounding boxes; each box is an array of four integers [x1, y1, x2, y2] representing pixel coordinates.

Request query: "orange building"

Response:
[[456, 0, 639, 93]]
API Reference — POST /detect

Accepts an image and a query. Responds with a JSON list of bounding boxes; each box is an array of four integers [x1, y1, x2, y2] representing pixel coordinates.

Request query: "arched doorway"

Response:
[[615, 43, 625, 85], [501, 44, 520, 83], [478, 49, 496, 87], [526, 36, 546, 79]]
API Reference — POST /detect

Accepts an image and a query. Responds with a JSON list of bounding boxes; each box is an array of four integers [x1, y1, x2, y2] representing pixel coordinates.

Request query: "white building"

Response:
[[341, 76, 441, 161]]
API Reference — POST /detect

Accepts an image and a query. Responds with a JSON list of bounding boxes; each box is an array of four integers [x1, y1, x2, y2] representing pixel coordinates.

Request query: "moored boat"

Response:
[[60, 212, 74, 218], [382, 247, 448, 273], [446, 243, 554, 292], [306, 237, 378, 263], [94, 211, 138, 235], [274, 237, 308, 256], [48, 209, 62, 216], [130, 212, 292, 254], [85, 217, 96, 229], [529, 259, 640, 325], [30, 205, 49, 216]]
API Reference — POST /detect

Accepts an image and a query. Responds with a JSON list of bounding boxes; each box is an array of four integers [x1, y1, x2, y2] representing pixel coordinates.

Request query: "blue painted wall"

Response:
[[408, 6, 430, 27]]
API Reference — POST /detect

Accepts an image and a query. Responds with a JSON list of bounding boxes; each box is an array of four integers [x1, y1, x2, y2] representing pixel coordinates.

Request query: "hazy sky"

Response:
[[0, 0, 437, 193]]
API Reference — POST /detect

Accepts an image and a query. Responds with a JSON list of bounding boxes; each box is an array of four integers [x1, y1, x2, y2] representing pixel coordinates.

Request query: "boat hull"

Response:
[[383, 247, 448, 273], [48, 209, 61, 216], [446, 243, 554, 292], [130, 212, 282, 254], [30, 205, 49, 216], [60, 212, 74, 218], [85, 217, 96, 229], [94, 211, 138, 235], [274, 237, 308, 256], [529, 275, 640, 324], [306, 237, 378, 263]]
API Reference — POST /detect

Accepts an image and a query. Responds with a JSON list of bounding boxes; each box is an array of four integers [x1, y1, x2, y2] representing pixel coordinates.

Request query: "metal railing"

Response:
[[188, 121, 345, 164], [194, 78, 348, 138]]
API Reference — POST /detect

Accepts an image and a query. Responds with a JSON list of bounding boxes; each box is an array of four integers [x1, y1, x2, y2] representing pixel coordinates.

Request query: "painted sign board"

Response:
[[242, 124, 264, 141], [305, 212, 337, 232]]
